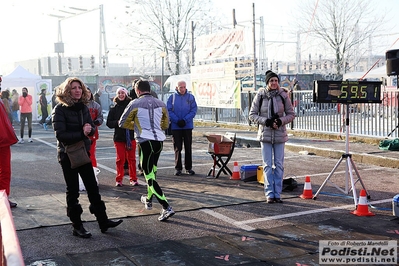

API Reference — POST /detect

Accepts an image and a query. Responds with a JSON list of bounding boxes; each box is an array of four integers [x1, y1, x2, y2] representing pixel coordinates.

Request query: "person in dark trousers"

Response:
[[52, 77, 122, 238], [39, 88, 48, 129], [249, 70, 295, 204], [18, 87, 33, 143], [167, 80, 198, 176], [127, 79, 159, 176], [119, 80, 174, 221]]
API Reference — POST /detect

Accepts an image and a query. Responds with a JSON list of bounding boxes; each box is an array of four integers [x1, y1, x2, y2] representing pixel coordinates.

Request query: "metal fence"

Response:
[[193, 90, 399, 139]]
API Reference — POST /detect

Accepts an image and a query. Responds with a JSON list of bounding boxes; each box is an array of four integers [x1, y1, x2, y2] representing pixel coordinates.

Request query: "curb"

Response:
[[193, 125, 399, 169], [284, 143, 399, 169]]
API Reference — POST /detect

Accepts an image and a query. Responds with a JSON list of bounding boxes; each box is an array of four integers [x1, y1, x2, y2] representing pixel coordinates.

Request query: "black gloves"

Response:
[[23, 92, 27, 98], [265, 117, 282, 129], [275, 118, 282, 127], [93, 120, 101, 126], [177, 119, 186, 128]]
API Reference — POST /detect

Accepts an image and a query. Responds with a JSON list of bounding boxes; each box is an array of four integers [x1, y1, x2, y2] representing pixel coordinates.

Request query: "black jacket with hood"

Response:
[[52, 101, 95, 162], [106, 97, 134, 142]]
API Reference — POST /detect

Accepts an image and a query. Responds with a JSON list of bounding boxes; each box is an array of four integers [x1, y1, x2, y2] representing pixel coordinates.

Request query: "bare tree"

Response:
[[297, 0, 384, 76], [121, 0, 218, 75]]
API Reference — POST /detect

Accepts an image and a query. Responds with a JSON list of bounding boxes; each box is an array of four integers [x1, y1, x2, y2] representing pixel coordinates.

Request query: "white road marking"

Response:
[[96, 163, 116, 174], [241, 199, 391, 225], [201, 199, 391, 231], [200, 208, 256, 231], [34, 138, 57, 148]]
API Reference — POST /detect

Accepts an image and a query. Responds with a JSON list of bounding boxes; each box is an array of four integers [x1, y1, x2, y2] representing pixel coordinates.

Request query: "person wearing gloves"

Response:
[[249, 70, 295, 204], [52, 77, 122, 238], [106, 87, 138, 187], [166, 80, 198, 176]]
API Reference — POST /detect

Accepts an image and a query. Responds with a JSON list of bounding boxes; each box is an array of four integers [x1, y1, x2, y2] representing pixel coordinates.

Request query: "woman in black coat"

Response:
[[106, 87, 137, 187], [52, 77, 122, 238]]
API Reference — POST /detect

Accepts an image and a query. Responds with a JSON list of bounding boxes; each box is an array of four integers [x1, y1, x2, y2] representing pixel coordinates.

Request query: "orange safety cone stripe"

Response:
[[351, 189, 375, 216], [230, 162, 240, 180], [300, 176, 313, 199]]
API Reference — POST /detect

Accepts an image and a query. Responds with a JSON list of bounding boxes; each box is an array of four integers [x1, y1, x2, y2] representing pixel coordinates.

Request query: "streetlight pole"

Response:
[[160, 51, 166, 101]]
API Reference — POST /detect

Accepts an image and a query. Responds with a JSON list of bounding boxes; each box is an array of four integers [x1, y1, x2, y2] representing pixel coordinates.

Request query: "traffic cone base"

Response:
[[300, 175, 313, 199], [230, 162, 240, 180], [351, 189, 375, 216]]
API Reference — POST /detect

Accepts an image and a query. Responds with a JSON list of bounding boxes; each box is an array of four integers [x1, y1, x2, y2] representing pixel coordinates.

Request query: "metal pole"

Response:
[[161, 56, 164, 101], [58, 53, 62, 75], [191, 21, 195, 66], [252, 3, 256, 90]]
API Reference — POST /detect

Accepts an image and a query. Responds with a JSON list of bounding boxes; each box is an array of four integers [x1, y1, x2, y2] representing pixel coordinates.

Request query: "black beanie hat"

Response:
[[265, 70, 279, 84]]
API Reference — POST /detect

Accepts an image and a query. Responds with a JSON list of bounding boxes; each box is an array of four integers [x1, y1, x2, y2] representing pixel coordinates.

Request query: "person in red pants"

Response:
[[106, 87, 138, 187], [0, 84, 19, 208], [87, 88, 103, 168]]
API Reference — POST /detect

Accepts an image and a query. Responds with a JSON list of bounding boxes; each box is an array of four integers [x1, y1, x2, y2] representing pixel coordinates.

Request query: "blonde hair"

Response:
[[56, 77, 90, 107]]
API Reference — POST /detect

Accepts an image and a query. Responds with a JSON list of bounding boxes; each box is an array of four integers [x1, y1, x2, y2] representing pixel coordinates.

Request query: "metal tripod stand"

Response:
[[387, 76, 399, 137], [313, 104, 369, 207]]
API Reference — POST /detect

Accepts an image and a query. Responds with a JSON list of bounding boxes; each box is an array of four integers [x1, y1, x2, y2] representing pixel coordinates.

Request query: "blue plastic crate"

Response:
[[240, 164, 261, 182], [393, 194, 399, 217]]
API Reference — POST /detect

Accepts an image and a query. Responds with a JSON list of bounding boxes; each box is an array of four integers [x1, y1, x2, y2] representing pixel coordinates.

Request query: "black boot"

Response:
[[73, 224, 92, 238], [90, 201, 123, 233], [67, 204, 92, 238], [99, 219, 123, 233]]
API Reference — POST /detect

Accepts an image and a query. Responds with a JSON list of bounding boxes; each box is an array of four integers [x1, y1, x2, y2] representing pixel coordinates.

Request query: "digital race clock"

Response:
[[313, 80, 382, 104]]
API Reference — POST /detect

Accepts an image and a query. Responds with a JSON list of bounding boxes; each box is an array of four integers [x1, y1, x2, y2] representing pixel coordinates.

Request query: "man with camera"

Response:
[[249, 70, 296, 204]]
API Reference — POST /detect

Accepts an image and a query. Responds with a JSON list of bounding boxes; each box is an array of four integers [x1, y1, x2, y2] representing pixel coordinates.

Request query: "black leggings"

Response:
[[139, 140, 169, 209], [20, 112, 32, 138]]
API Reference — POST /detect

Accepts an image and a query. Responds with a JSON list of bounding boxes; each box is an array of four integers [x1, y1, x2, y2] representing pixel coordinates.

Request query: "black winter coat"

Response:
[[106, 98, 134, 142], [52, 102, 95, 162]]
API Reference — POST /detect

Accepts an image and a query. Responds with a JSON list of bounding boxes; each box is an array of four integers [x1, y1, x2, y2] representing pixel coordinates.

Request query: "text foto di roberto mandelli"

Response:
[[319, 240, 397, 265]]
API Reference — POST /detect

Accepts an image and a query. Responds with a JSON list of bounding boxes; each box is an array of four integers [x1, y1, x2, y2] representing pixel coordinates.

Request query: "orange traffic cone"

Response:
[[300, 176, 313, 199], [351, 189, 375, 216], [230, 162, 240, 180]]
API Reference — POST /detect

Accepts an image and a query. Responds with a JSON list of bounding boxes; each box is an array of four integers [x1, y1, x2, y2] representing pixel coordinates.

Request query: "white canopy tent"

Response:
[[1, 66, 52, 122]]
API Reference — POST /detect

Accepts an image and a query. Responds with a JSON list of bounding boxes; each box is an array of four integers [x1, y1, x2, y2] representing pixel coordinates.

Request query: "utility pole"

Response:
[[296, 32, 301, 74], [99, 4, 108, 75], [259, 16, 266, 72], [191, 21, 195, 66], [49, 5, 105, 75], [252, 3, 256, 90]]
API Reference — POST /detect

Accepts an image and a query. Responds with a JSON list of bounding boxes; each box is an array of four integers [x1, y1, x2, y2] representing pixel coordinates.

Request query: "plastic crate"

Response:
[[240, 164, 260, 182], [257, 166, 264, 184], [393, 194, 399, 217]]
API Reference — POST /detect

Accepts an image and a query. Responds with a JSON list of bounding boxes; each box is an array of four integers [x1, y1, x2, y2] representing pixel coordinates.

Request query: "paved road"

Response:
[[8, 123, 399, 265]]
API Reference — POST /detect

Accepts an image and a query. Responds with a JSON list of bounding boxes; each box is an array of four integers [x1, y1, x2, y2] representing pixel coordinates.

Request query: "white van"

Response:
[[163, 74, 191, 92]]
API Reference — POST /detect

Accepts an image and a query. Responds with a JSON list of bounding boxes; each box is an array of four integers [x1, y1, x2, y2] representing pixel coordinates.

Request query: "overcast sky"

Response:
[[1, 0, 399, 75]]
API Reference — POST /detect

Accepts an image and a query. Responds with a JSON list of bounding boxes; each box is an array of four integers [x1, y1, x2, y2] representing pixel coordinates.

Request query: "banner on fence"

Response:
[[191, 79, 241, 108], [191, 62, 240, 108]]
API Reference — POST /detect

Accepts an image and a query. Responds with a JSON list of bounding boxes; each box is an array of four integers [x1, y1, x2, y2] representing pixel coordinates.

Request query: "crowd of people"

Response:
[[1, 69, 294, 238], [0, 75, 199, 238]]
